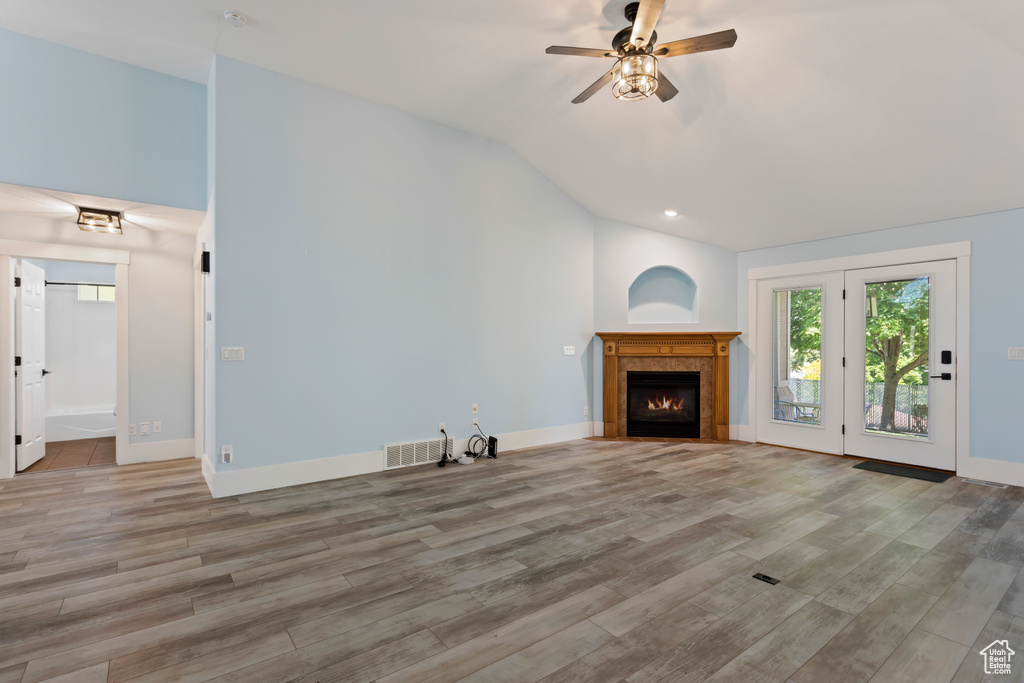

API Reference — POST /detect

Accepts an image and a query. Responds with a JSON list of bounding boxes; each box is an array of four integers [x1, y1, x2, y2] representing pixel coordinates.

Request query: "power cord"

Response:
[[465, 423, 497, 459], [437, 429, 455, 467]]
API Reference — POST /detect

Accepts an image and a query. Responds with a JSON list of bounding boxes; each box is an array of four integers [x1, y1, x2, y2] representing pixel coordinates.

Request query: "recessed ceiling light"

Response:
[[663, 209, 679, 218], [223, 11, 247, 28]]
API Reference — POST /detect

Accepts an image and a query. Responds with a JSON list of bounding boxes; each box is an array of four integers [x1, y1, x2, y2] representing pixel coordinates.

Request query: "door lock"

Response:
[[41, 369, 51, 376], [929, 373, 952, 381]]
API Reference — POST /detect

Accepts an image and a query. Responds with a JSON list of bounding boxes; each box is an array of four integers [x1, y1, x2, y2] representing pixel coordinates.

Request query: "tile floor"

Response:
[[20, 436, 116, 473]]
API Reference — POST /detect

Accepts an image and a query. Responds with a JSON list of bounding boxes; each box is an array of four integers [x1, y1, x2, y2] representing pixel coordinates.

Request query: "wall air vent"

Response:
[[384, 436, 452, 470]]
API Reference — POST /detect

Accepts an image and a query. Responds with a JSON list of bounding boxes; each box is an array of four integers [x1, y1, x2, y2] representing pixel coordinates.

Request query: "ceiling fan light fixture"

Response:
[[77, 207, 122, 234], [612, 53, 659, 101]]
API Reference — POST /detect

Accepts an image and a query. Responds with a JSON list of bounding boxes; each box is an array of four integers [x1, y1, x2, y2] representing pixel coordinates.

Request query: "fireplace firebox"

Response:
[[626, 371, 701, 438]]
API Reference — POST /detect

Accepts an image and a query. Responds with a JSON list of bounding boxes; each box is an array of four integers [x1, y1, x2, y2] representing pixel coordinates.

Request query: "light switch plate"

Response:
[[153, 421, 162, 433], [221, 347, 245, 361], [129, 423, 136, 436], [1009, 347, 1024, 361], [563, 345, 575, 356], [140, 422, 150, 436]]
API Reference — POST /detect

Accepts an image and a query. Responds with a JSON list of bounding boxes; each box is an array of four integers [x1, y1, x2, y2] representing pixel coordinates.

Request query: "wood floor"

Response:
[[1, 440, 1023, 682], [20, 437, 116, 473]]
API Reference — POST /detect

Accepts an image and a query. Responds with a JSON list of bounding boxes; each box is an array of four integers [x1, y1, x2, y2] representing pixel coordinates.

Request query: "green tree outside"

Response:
[[786, 278, 929, 432]]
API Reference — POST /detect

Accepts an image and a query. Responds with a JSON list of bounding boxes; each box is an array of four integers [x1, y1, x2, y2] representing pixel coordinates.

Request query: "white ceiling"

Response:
[[2, 1, 1023, 250]]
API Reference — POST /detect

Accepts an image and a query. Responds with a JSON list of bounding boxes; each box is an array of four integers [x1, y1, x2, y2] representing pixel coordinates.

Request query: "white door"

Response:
[[756, 272, 845, 454], [16, 261, 46, 471], [843, 261, 957, 470]]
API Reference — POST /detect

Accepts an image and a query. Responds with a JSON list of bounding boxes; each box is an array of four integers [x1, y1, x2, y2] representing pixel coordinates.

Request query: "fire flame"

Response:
[[647, 395, 686, 412]]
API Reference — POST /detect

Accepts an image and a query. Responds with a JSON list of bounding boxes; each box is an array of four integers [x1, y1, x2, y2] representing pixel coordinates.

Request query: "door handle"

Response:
[[41, 369, 51, 376], [929, 373, 952, 381]]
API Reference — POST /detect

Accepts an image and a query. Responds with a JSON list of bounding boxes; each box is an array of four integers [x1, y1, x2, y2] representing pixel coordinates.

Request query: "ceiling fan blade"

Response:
[[655, 72, 678, 102], [546, 46, 618, 58], [572, 67, 616, 104], [655, 29, 738, 57], [630, 0, 666, 48]]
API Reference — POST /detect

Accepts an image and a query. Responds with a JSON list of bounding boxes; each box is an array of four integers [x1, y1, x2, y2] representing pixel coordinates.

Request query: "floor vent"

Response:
[[384, 437, 452, 470], [962, 478, 1009, 488]]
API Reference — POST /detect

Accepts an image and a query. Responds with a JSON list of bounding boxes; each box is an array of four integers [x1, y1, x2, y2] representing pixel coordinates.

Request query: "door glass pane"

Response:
[[772, 287, 822, 425], [863, 278, 929, 438]]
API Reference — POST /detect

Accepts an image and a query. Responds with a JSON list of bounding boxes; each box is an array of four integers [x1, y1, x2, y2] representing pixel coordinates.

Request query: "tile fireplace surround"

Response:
[[597, 332, 741, 440]]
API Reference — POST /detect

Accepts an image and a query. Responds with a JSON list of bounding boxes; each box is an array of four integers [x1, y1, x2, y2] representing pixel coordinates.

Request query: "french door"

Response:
[[756, 259, 957, 470], [843, 262, 957, 470], [755, 273, 845, 454]]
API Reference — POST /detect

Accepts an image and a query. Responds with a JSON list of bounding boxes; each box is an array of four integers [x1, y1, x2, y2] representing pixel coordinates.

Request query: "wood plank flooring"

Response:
[[1, 439, 1023, 682]]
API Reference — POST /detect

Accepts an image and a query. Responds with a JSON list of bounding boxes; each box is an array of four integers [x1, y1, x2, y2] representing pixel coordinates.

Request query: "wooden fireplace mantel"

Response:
[[597, 332, 741, 440]]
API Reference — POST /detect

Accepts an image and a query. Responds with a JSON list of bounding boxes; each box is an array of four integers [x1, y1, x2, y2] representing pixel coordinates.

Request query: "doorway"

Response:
[[1, 242, 130, 480], [754, 255, 962, 471], [16, 259, 118, 473]]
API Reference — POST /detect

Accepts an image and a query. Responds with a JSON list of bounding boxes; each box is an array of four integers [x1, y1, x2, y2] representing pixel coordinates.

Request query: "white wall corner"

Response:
[[121, 438, 194, 466]]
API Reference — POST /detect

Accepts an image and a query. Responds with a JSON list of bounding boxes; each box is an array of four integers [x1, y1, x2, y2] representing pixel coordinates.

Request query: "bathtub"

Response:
[[45, 407, 116, 443]]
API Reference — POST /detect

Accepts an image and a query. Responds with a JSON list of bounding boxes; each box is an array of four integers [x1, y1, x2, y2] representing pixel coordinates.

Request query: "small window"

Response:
[[78, 285, 115, 302]]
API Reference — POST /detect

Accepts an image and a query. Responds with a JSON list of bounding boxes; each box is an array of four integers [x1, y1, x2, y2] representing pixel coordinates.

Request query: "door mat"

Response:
[[853, 460, 952, 483]]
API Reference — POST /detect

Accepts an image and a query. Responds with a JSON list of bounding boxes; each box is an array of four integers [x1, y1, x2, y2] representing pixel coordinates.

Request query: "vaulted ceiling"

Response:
[[3, 1, 1023, 250]]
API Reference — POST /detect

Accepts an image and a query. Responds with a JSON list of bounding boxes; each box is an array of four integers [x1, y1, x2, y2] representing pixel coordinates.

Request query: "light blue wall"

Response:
[[734, 208, 1024, 464], [210, 57, 595, 470], [592, 219, 738, 422], [628, 266, 699, 324], [0, 28, 206, 211]]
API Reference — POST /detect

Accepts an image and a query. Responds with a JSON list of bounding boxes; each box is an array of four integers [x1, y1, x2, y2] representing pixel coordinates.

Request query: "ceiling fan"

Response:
[[546, 0, 737, 103]]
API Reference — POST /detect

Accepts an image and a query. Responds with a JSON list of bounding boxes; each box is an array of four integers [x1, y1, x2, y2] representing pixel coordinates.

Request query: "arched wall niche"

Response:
[[627, 265, 698, 324]]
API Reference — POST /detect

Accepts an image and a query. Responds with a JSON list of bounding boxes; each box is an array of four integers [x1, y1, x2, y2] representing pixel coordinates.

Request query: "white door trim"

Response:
[[0, 241, 131, 478], [745, 241, 976, 480], [747, 242, 971, 281]]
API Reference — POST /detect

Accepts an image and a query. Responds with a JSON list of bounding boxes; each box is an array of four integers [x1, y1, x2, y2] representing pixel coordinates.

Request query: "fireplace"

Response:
[[597, 332, 740, 440], [627, 371, 701, 437]]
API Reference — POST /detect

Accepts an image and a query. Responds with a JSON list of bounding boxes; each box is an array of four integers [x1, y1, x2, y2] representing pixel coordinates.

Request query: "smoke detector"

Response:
[[223, 11, 247, 28]]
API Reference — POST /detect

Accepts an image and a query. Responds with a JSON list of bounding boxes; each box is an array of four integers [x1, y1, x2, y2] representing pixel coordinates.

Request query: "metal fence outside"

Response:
[[790, 378, 929, 435]]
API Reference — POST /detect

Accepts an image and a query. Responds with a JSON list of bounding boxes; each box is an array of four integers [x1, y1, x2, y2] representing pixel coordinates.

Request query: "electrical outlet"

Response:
[[140, 422, 150, 436], [472, 403, 478, 415], [129, 423, 136, 436], [221, 445, 233, 464], [563, 345, 575, 356], [1009, 347, 1024, 361], [438, 422, 445, 432], [153, 421, 162, 433], [583, 406, 589, 417], [473, 418, 479, 427]]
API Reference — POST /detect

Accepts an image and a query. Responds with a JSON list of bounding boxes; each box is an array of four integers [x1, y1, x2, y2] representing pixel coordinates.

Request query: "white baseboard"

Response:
[[494, 422, 594, 452], [201, 452, 216, 493], [205, 449, 384, 498], [120, 438, 194, 465], [956, 455, 1024, 488], [734, 424, 755, 443], [592, 422, 604, 438], [198, 421, 599, 498]]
